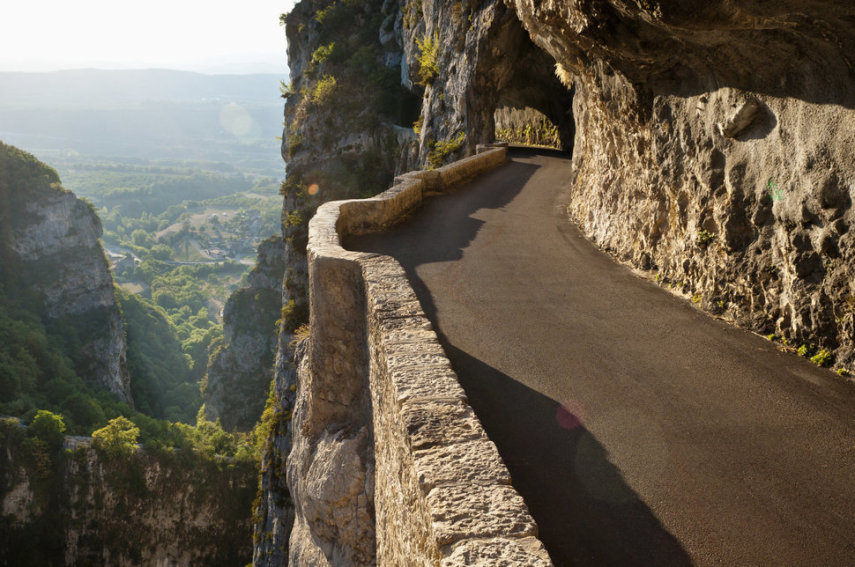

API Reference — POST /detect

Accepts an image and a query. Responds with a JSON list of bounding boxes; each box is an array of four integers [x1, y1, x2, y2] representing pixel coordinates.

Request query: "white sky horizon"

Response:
[[0, 0, 300, 75]]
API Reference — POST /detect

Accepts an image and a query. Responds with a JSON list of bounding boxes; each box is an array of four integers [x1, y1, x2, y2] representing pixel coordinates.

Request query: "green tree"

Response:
[[60, 392, 107, 430], [131, 229, 153, 248], [91, 416, 139, 459], [29, 409, 66, 451]]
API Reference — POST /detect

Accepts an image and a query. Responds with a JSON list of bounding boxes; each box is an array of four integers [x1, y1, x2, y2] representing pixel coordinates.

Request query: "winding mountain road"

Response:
[[347, 148, 855, 566]]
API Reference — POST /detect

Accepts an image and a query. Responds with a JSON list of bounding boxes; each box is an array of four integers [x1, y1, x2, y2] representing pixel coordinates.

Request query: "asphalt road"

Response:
[[347, 148, 855, 566]]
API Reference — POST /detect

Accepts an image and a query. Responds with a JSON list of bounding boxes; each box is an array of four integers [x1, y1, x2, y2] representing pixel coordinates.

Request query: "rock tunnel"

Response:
[[471, 7, 574, 154]]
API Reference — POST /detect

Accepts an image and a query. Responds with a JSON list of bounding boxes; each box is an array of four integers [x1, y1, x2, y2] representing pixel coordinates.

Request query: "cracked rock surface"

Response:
[[509, 0, 855, 366]]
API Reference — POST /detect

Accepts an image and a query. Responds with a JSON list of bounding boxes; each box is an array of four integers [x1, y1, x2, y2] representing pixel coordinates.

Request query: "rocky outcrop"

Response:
[[0, 141, 130, 400], [254, 4, 427, 558], [397, 0, 855, 365], [0, 419, 255, 566], [203, 236, 284, 431], [401, 0, 573, 160], [251, 339, 297, 566], [507, 0, 855, 366], [277, 0, 423, 340]]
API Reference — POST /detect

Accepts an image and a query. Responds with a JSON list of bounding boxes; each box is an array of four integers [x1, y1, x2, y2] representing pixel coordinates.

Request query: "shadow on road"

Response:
[[351, 155, 541, 264], [439, 340, 691, 567], [348, 148, 691, 566]]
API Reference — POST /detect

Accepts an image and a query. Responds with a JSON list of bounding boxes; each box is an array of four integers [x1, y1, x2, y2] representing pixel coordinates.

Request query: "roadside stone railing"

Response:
[[303, 145, 553, 565]]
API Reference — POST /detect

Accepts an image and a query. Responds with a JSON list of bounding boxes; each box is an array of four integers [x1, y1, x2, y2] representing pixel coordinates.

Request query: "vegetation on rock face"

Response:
[[427, 131, 466, 169], [28, 410, 67, 452], [201, 237, 284, 432], [696, 229, 717, 247], [250, 347, 298, 564], [415, 32, 439, 86], [495, 117, 562, 149], [310, 74, 339, 106], [279, 0, 418, 336], [811, 349, 833, 367], [402, 0, 424, 31], [91, 416, 140, 459], [0, 416, 67, 564], [311, 42, 336, 66]]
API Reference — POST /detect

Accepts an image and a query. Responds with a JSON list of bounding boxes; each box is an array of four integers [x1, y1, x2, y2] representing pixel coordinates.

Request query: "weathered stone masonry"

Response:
[[287, 146, 553, 565]]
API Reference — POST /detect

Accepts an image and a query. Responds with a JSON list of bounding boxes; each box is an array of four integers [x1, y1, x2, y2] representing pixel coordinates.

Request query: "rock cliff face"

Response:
[[203, 236, 285, 431], [261, 0, 855, 563], [508, 0, 855, 365], [400, 0, 573, 160], [277, 0, 422, 341], [0, 141, 130, 400], [267, 2, 412, 563], [401, 0, 855, 364], [251, 341, 298, 566], [0, 419, 255, 566]]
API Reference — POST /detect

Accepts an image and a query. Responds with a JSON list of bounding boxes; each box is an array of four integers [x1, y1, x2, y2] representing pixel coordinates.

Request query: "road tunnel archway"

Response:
[[471, 7, 574, 154]]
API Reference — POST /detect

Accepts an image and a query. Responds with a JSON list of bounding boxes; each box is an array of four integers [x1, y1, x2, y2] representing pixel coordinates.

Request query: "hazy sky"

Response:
[[0, 0, 300, 74]]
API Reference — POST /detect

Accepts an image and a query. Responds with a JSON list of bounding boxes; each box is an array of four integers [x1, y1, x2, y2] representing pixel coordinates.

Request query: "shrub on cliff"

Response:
[[92, 416, 140, 459], [427, 132, 466, 169], [310, 75, 338, 107], [416, 32, 439, 86], [28, 410, 66, 452]]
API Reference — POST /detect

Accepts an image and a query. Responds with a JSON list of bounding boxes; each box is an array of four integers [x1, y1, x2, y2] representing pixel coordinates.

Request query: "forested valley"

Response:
[[0, 70, 285, 454]]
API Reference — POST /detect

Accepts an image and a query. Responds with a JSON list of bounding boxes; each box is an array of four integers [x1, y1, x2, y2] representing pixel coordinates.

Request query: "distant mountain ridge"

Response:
[[0, 68, 284, 107], [0, 69, 285, 167]]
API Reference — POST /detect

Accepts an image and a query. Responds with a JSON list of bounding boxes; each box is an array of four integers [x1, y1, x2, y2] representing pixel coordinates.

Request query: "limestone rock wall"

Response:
[[251, 337, 298, 566], [401, 0, 573, 160], [507, 0, 855, 366], [286, 146, 552, 566], [0, 141, 130, 400], [258, 3, 426, 558], [262, 1, 855, 564], [0, 420, 255, 566], [278, 0, 421, 344], [203, 236, 285, 431]]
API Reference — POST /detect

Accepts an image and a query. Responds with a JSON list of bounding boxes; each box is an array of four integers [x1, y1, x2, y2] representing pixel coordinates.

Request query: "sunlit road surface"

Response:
[[347, 147, 855, 566]]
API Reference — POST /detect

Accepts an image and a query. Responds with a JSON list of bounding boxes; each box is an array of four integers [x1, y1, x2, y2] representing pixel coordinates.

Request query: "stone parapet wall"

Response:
[[296, 145, 553, 565]]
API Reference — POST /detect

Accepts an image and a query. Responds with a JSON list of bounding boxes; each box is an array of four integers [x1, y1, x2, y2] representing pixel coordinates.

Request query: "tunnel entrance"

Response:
[[473, 8, 574, 154], [493, 31, 574, 153]]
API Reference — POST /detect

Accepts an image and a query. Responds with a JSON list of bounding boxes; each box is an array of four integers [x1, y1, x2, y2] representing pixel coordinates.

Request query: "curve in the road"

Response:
[[347, 147, 855, 566]]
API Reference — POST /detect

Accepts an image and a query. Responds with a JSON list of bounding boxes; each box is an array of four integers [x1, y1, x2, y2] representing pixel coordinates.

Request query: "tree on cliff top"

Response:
[[92, 416, 140, 459], [29, 409, 66, 451]]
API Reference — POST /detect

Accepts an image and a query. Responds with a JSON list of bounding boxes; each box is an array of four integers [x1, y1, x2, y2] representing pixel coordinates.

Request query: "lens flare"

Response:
[[219, 102, 254, 137], [556, 399, 585, 430]]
